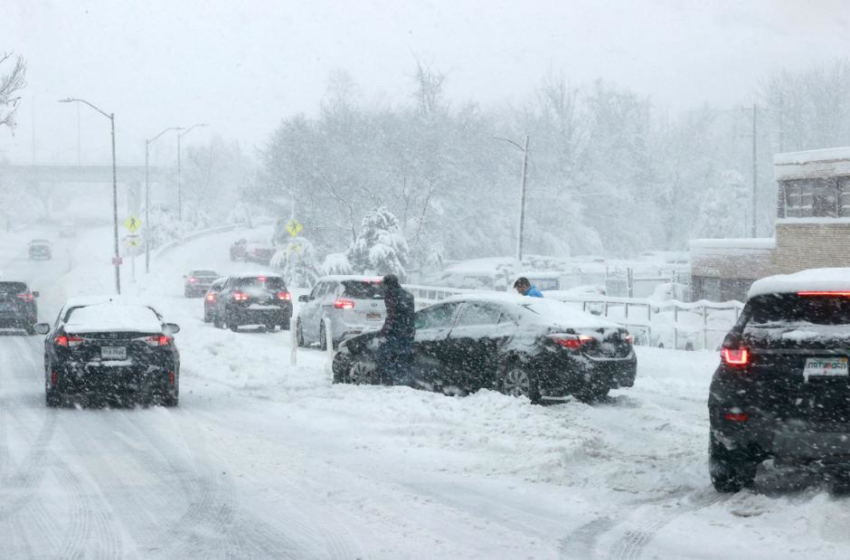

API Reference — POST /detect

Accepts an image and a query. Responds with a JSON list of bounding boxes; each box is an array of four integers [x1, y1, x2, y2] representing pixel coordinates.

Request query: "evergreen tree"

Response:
[[271, 237, 321, 288], [347, 207, 410, 278]]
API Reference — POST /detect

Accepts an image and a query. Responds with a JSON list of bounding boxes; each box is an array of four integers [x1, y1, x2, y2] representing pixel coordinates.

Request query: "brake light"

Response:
[[334, 298, 355, 310], [258, 276, 267, 282], [17, 293, 34, 302], [724, 411, 750, 422], [550, 334, 593, 350], [624, 334, 634, 345], [140, 334, 172, 346], [798, 291, 850, 297], [188, 276, 197, 284], [722, 347, 750, 368], [206, 293, 216, 302], [55, 334, 84, 347], [277, 291, 291, 301], [233, 291, 249, 302]]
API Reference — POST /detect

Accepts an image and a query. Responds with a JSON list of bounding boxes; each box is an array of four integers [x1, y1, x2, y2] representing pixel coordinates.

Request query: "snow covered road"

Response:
[[1, 227, 850, 559]]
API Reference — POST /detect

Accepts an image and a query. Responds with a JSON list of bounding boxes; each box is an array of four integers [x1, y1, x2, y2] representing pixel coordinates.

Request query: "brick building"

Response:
[[691, 146, 850, 302]]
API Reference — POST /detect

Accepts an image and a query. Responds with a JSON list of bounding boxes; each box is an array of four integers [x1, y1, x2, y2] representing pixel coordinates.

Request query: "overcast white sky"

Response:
[[1, 0, 848, 166]]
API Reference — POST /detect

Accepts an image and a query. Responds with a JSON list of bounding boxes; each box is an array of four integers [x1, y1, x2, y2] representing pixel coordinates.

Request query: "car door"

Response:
[[412, 302, 462, 385], [303, 282, 328, 340], [446, 302, 514, 391]]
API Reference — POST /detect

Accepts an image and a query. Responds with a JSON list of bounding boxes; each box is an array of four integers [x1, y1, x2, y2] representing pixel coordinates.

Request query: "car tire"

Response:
[[279, 315, 291, 331], [497, 361, 541, 404], [575, 384, 610, 403], [709, 432, 758, 493], [264, 320, 276, 332], [348, 358, 379, 385], [296, 318, 306, 347], [213, 311, 223, 329], [227, 309, 239, 332], [25, 324, 36, 336], [319, 321, 338, 350]]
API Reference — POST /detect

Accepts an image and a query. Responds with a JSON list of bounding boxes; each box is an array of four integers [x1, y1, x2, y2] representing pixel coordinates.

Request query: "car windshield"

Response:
[[233, 276, 285, 290], [342, 280, 384, 299], [192, 270, 217, 277], [0, 282, 28, 293]]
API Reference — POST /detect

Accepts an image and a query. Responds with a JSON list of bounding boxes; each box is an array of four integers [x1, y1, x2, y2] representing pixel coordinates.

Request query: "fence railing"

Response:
[[403, 283, 743, 351]]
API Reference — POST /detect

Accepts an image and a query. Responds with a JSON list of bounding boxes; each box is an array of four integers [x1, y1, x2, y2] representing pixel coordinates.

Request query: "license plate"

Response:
[[367, 312, 382, 320], [804, 357, 849, 381], [102, 346, 127, 360]]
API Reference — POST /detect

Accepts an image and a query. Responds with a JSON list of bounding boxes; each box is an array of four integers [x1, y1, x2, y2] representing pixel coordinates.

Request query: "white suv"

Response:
[[296, 276, 386, 348]]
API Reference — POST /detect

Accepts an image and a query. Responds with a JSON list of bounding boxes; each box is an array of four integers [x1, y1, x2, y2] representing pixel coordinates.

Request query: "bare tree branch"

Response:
[[0, 53, 27, 129]]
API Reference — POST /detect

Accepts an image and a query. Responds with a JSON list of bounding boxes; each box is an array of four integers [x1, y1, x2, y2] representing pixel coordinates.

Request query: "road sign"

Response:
[[289, 242, 302, 254], [285, 218, 303, 237], [125, 235, 142, 247], [124, 216, 142, 233], [112, 257, 124, 265]]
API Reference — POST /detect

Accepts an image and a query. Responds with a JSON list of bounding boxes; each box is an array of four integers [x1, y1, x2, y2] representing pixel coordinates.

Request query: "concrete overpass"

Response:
[[2, 164, 167, 183]]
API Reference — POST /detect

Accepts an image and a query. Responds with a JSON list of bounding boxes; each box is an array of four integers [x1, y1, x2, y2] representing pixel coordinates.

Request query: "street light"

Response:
[[177, 123, 208, 222], [145, 126, 182, 273], [494, 135, 530, 262], [59, 97, 121, 294]]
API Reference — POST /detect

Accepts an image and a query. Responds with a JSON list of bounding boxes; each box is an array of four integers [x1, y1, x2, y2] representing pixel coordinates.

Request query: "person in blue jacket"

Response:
[[513, 277, 544, 298]]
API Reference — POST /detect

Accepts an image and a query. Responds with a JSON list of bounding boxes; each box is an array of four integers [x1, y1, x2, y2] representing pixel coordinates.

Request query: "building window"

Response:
[[783, 178, 840, 218], [840, 177, 850, 218]]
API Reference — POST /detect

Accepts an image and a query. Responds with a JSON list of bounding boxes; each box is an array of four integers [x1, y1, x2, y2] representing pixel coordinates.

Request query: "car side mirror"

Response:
[[32, 291, 40, 298], [298, 295, 310, 303], [164, 323, 181, 334], [35, 323, 50, 335]]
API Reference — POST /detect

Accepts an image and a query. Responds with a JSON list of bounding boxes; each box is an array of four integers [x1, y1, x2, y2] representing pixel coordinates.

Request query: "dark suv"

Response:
[[212, 274, 292, 332], [709, 270, 850, 492], [0, 281, 39, 334]]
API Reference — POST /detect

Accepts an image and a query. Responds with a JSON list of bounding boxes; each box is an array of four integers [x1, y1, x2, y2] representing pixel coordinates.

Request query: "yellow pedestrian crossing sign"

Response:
[[124, 216, 142, 233], [285, 218, 303, 237]]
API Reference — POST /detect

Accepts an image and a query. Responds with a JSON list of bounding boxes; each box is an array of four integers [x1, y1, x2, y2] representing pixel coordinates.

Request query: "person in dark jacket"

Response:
[[377, 274, 416, 384]]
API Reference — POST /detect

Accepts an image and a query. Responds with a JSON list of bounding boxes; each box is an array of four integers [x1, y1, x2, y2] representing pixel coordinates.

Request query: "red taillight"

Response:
[[722, 347, 750, 368], [169, 371, 175, 386], [724, 411, 749, 422], [624, 334, 634, 345], [798, 291, 850, 297], [188, 276, 197, 284], [206, 293, 216, 302], [550, 334, 594, 350], [55, 334, 84, 347], [51, 371, 58, 387], [334, 298, 355, 310], [17, 293, 34, 302], [277, 291, 291, 301], [233, 291, 249, 302], [142, 335, 172, 346], [258, 276, 267, 282]]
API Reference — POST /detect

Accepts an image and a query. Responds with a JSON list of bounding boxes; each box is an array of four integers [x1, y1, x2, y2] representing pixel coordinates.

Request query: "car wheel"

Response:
[[319, 321, 338, 350], [264, 320, 276, 332], [213, 311, 223, 329], [498, 361, 541, 404], [348, 359, 378, 385], [709, 432, 758, 493], [25, 324, 36, 336], [296, 318, 306, 347], [228, 319, 239, 332], [279, 315, 291, 331], [46, 387, 62, 407]]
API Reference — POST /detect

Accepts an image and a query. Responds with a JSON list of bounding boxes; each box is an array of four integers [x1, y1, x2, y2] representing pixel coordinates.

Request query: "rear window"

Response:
[[193, 270, 217, 276], [233, 276, 286, 290], [747, 294, 850, 326], [0, 282, 28, 293], [342, 281, 384, 299]]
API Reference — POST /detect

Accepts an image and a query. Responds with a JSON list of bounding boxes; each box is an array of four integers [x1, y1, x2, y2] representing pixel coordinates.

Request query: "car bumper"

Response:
[[536, 351, 637, 398], [230, 306, 291, 324], [56, 363, 177, 397]]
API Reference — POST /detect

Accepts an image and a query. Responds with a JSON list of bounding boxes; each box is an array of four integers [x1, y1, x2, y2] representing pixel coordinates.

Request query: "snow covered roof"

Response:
[[318, 275, 383, 283], [774, 147, 850, 166], [443, 292, 618, 329], [748, 268, 850, 299], [774, 147, 850, 181], [64, 302, 164, 334], [689, 238, 776, 251]]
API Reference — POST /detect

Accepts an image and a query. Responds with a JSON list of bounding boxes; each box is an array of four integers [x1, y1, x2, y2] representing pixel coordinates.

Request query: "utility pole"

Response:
[[144, 126, 181, 273], [751, 104, 757, 238], [494, 134, 531, 262]]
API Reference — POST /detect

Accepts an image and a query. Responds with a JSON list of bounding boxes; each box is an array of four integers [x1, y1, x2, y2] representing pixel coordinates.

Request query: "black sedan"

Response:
[[332, 294, 636, 403], [184, 269, 220, 298], [211, 273, 293, 332], [36, 297, 181, 407], [0, 281, 39, 334]]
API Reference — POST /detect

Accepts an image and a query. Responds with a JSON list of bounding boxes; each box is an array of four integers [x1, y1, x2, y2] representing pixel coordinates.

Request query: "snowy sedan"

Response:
[[36, 298, 181, 407], [332, 294, 636, 403]]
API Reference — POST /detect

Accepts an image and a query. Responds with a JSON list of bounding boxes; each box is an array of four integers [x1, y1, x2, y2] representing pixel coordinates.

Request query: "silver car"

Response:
[[296, 276, 386, 348]]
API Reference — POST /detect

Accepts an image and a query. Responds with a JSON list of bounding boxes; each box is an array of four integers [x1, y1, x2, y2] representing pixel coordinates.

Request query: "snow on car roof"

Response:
[[748, 268, 850, 299], [443, 293, 618, 329], [319, 275, 383, 283], [230, 271, 282, 278], [64, 302, 164, 333], [444, 257, 520, 274]]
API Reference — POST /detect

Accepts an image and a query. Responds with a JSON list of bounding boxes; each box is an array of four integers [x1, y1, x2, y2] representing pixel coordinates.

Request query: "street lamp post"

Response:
[[59, 97, 121, 295], [145, 126, 182, 273], [177, 123, 208, 222], [494, 135, 530, 262]]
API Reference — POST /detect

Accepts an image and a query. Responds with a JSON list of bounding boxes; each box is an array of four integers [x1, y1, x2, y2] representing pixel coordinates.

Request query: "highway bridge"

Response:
[[2, 164, 167, 183]]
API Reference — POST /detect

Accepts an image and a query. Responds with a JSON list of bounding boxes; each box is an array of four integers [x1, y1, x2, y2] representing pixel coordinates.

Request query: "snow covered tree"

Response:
[[322, 252, 353, 276], [347, 207, 409, 278], [0, 52, 26, 129], [271, 237, 321, 288]]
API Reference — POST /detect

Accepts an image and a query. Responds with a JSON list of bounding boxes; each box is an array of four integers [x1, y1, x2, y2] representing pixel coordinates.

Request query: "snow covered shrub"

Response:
[[322, 252, 353, 276], [271, 237, 321, 288], [347, 207, 410, 278]]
